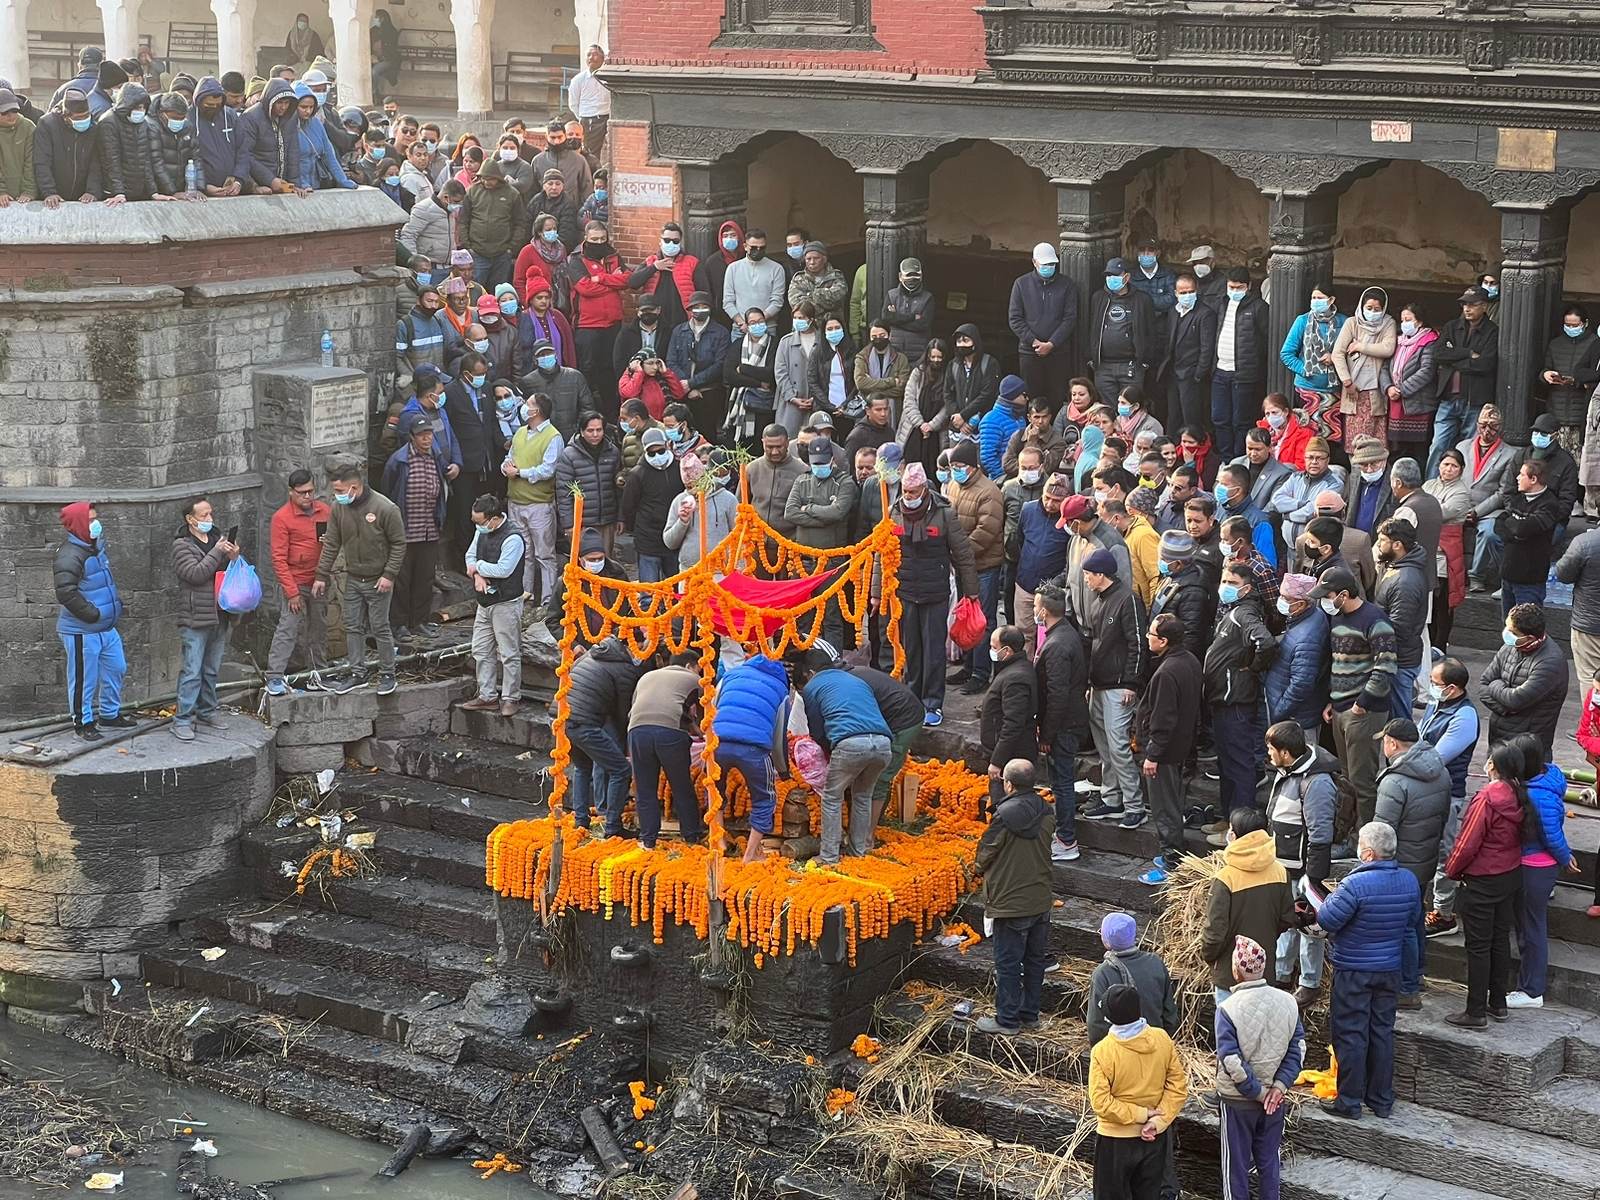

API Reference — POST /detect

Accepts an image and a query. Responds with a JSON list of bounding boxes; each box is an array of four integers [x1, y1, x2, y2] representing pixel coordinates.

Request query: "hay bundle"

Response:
[[1140, 850, 1226, 1018]]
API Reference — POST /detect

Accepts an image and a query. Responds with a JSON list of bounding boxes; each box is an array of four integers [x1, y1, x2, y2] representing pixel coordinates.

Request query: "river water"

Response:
[[0, 1022, 559, 1199]]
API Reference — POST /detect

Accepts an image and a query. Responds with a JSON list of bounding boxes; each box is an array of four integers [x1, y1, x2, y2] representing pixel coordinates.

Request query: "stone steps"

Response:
[[360, 733, 554, 804], [252, 869, 500, 950]]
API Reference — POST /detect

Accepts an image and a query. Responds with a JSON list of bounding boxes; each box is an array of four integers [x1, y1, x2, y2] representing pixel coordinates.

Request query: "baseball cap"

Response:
[[808, 438, 837, 464], [0, 89, 19, 115], [1105, 256, 1128, 275], [1376, 718, 1420, 743], [1309, 566, 1360, 599], [406, 415, 433, 436], [806, 411, 835, 432], [1187, 245, 1214, 263], [1032, 242, 1059, 265]]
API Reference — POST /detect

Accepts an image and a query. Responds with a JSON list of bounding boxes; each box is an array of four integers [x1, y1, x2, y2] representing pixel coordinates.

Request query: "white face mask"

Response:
[[1320, 598, 1341, 615], [1276, 596, 1292, 616], [1019, 468, 1042, 486]]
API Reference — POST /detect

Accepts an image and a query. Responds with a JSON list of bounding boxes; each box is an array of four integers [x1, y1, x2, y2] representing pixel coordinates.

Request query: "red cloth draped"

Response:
[[710, 567, 845, 638]]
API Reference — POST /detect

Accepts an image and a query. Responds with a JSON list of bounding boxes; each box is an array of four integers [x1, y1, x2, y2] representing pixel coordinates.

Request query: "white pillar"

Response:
[[449, 0, 494, 118], [0, 0, 30, 92], [574, 0, 607, 52], [97, 0, 143, 61], [209, 0, 258, 81], [328, 0, 375, 109]]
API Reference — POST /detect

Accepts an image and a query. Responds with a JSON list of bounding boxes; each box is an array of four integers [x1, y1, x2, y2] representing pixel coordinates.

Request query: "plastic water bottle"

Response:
[[185, 160, 199, 194], [320, 330, 335, 367]]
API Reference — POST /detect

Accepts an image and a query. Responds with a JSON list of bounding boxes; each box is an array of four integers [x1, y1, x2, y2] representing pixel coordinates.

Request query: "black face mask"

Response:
[[957, 342, 975, 356], [639, 313, 659, 327], [748, 247, 766, 260], [871, 338, 890, 351], [583, 240, 612, 260]]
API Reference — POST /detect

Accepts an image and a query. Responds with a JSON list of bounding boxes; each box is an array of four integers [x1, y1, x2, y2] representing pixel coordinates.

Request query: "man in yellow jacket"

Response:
[[1088, 983, 1189, 1200]]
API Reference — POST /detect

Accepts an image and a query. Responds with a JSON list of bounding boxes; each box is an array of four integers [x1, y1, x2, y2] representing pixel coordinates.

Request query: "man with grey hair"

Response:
[[1313, 819, 1420, 1119], [973, 757, 1056, 1036]]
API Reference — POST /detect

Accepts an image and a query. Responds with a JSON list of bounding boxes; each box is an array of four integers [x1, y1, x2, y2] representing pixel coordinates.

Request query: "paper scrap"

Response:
[[200, 947, 226, 962]]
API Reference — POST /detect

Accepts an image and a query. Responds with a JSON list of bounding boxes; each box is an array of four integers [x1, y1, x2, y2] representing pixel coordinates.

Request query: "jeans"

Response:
[[1390, 668, 1417, 720], [342, 575, 396, 674], [903, 596, 950, 711], [1221, 1102, 1285, 1200], [1471, 522, 1501, 585], [1515, 862, 1560, 998], [636, 552, 676, 584], [1046, 732, 1079, 846], [820, 733, 891, 862], [1502, 578, 1546, 620], [471, 598, 524, 701], [992, 911, 1050, 1029], [1211, 369, 1263, 462], [1430, 793, 1468, 916], [567, 722, 631, 834], [629, 724, 701, 846], [1458, 869, 1518, 1018], [266, 586, 327, 681], [716, 740, 777, 836], [1329, 968, 1399, 1116], [471, 250, 513, 291], [1089, 687, 1141, 812], [1213, 702, 1266, 816], [1399, 890, 1427, 996], [176, 624, 226, 725], [1426, 397, 1470, 479], [1276, 878, 1326, 988], [965, 567, 1003, 684], [62, 628, 126, 726]]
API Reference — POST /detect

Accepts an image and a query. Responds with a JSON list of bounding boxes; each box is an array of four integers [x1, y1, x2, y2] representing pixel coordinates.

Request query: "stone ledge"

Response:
[[186, 269, 372, 304], [0, 283, 185, 306]]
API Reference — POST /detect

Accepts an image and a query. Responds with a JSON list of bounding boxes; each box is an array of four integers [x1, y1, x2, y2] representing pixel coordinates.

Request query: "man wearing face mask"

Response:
[[1186, 245, 1223, 303], [1297, 510, 1373, 600], [612, 294, 664, 378], [1077, 549, 1148, 828], [1344, 437, 1396, 534], [459, 494, 528, 716], [529, 118, 593, 205], [1372, 519, 1430, 717], [880, 257, 936, 358], [1207, 268, 1271, 462], [1003, 447, 1048, 621], [1135, 612, 1203, 886], [237, 78, 305, 196], [502, 392, 564, 608], [1432, 287, 1500, 463], [1214, 464, 1278, 571], [1420, 657, 1483, 941], [1161, 271, 1218, 433], [1481, 603, 1569, 758], [980, 627, 1040, 817], [98, 85, 181, 204], [1262, 573, 1329, 740], [1312, 567, 1396, 825], [516, 337, 593, 442], [542, 527, 628, 646], [722, 227, 786, 334], [474, 296, 518, 381], [1147, 530, 1211, 669], [485, 380, 523, 502], [945, 441, 1007, 694], [1013, 475, 1072, 634], [458, 161, 527, 291], [1090, 257, 1158, 406], [399, 178, 462, 270], [443, 351, 498, 548], [565, 219, 629, 418], [630, 221, 706, 333], [33, 89, 105, 206], [55, 501, 132, 740], [891, 464, 980, 727], [1274, 437, 1347, 549], [1007, 243, 1077, 412], [395, 283, 460, 402], [785, 435, 861, 627], [1495, 457, 1563, 617], [1129, 237, 1178, 338], [620, 427, 685, 584], [786, 241, 850, 327], [1201, 562, 1277, 819], [666, 291, 731, 434]]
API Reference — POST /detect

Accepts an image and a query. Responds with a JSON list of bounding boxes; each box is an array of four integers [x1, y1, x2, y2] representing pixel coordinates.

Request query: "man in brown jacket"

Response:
[[312, 462, 407, 695], [948, 439, 1005, 695]]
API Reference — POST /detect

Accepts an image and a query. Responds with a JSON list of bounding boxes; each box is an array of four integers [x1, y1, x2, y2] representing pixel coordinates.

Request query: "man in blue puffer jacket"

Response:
[[711, 653, 792, 863], [1314, 820, 1420, 1120], [977, 375, 1028, 481], [54, 501, 135, 741], [1263, 573, 1328, 733]]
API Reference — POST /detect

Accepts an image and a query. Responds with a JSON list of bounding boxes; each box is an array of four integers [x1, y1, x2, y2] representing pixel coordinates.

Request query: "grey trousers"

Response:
[[343, 575, 395, 672], [1431, 793, 1469, 917], [266, 585, 327, 680], [472, 598, 524, 701], [1574, 628, 1600, 697], [820, 734, 891, 863], [1090, 687, 1141, 813], [1332, 705, 1386, 828]]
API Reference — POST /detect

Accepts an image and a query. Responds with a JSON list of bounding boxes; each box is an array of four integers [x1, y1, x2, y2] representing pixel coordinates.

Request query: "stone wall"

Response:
[[0, 191, 402, 718]]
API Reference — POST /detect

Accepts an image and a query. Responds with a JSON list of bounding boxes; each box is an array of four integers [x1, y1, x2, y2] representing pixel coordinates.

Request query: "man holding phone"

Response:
[[265, 469, 331, 696]]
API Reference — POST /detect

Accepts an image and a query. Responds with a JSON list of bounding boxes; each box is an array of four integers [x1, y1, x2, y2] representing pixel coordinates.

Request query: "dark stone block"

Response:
[[456, 977, 536, 1039]]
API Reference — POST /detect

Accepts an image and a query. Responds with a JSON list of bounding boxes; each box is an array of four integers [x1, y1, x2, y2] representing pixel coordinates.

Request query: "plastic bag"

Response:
[[216, 558, 262, 614], [791, 735, 828, 792], [949, 596, 988, 653]]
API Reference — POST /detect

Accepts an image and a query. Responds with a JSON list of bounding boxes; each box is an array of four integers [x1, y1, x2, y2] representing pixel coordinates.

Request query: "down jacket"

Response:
[[33, 109, 104, 200], [566, 637, 645, 732], [554, 435, 623, 538], [1480, 635, 1570, 756], [980, 653, 1039, 768], [1373, 741, 1452, 886], [97, 85, 173, 200], [1317, 858, 1420, 974], [55, 529, 122, 636], [1374, 542, 1431, 670], [171, 527, 230, 631], [1263, 605, 1329, 729]]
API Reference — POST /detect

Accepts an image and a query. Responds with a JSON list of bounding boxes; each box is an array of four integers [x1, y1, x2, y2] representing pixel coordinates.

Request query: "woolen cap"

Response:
[[1082, 548, 1118, 577], [542, 167, 564, 182], [1101, 912, 1137, 952], [1232, 936, 1267, 981], [1350, 436, 1388, 465], [999, 375, 1027, 402], [949, 441, 979, 468], [803, 240, 826, 257], [62, 88, 91, 113], [1158, 530, 1195, 562], [1104, 984, 1141, 1026]]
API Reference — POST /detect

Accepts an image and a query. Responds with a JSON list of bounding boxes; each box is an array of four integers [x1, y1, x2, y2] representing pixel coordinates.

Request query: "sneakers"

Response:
[[196, 713, 224, 729], [1505, 991, 1543, 1009], [416, 622, 442, 637], [974, 1015, 1019, 1037], [1397, 993, 1422, 1011], [923, 708, 943, 728], [99, 714, 138, 728], [318, 671, 357, 695], [376, 673, 397, 696], [461, 696, 500, 711], [499, 699, 521, 717], [1117, 810, 1148, 830], [265, 678, 290, 697], [301, 671, 324, 691], [1424, 911, 1458, 939], [1051, 838, 1081, 863], [74, 724, 102, 742], [171, 722, 195, 742], [1081, 800, 1124, 822]]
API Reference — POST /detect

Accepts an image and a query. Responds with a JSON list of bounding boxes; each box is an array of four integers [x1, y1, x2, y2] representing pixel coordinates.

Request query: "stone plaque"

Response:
[[1370, 120, 1411, 144], [613, 172, 675, 209], [1497, 128, 1557, 173], [310, 376, 369, 447]]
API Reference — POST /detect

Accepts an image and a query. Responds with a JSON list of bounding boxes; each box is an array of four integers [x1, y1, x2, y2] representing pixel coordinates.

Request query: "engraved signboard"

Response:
[[613, 172, 675, 209], [310, 375, 369, 448], [1497, 128, 1557, 174]]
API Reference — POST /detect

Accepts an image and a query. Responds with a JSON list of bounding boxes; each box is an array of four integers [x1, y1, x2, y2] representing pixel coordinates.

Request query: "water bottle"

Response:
[[185, 160, 199, 194], [320, 330, 335, 367]]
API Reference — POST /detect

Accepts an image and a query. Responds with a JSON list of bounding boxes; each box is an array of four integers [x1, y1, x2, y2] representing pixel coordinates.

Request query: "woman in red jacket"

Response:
[[566, 220, 630, 421], [1442, 741, 1531, 1028], [1259, 391, 1313, 471], [617, 349, 687, 421]]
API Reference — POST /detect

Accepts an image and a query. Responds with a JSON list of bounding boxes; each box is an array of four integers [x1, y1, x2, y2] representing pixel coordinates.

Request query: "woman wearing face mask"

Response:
[[492, 134, 534, 200], [775, 302, 821, 436], [578, 168, 609, 226], [376, 159, 407, 210], [1113, 384, 1163, 446], [808, 316, 861, 427], [517, 280, 576, 372], [291, 85, 354, 191], [1539, 303, 1600, 457], [1424, 449, 1472, 653], [1279, 285, 1349, 451], [519, 214, 572, 313], [897, 338, 952, 480], [1256, 392, 1312, 470], [565, 219, 629, 419], [1332, 285, 1397, 446], [1382, 301, 1440, 467], [284, 13, 325, 69], [722, 307, 780, 449]]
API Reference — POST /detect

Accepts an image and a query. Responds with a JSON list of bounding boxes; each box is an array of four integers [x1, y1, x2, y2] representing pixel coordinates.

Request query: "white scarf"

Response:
[[1111, 1018, 1148, 1041]]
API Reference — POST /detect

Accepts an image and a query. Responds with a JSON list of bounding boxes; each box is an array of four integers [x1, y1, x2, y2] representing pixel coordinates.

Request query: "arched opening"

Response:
[[924, 140, 1055, 352], [746, 134, 861, 254], [1335, 161, 1497, 316], [1564, 192, 1600, 301], [1122, 150, 1270, 278]]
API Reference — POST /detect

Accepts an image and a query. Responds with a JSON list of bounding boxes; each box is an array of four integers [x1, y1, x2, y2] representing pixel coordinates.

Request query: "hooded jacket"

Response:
[[1200, 830, 1296, 989], [292, 88, 353, 190], [1445, 779, 1526, 880], [54, 502, 122, 636], [53, 64, 115, 116], [701, 218, 744, 324], [1088, 1023, 1187, 1139], [1374, 741, 1452, 885], [190, 78, 248, 188], [1265, 745, 1340, 886], [34, 108, 106, 201], [1332, 286, 1397, 393], [151, 105, 197, 191], [1374, 541, 1430, 669], [1317, 857, 1419, 973], [238, 77, 300, 187], [946, 323, 1002, 425], [1262, 603, 1329, 729], [1524, 763, 1572, 866], [98, 85, 171, 200], [974, 786, 1055, 919], [566, 637, 645, 732]]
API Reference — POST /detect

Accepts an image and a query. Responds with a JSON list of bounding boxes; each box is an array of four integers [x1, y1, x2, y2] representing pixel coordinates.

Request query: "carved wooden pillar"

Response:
[[862, 167, 929, 330], [1497, 205, 1568, 445], [1055, 180, 1124, 376], [1265, 191, 1339, 397], [678, 161, 748, 268]]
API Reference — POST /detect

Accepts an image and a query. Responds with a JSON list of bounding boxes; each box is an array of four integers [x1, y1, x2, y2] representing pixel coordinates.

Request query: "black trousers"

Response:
[[447, 470, 482, 555], [394, 539, 440, 630], [1094, 1130, 1169, 1200], [576, 326, 620, 422], [1020, 351, 1071, 414], [1458, 869, 1519, 1018], [1166, 373, 1207, 433], [902, 596, 950, 711]]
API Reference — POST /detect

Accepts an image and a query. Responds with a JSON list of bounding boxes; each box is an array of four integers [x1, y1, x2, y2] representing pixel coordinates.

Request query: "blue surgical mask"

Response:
[[794, 318, 812, 334], [88, 519, 103, 540], [1503, 628, 1519, 647], [415, 271, 432, 286], [128, 109, 148, 124], [1157, 559, 1172, 577], [1266, 410, 1287, 430], [167, 117, 186, 133], [500, 299, 518, 315], [1213, 483, 1230, 505], [1310, 297, 1331, 315], [811, 464, 832, 479], [1105, 275, 1124, 291], [952, 467, 970, 484], [825, 328, 844, 346], [333, 492, 354, 505], [536, 353, 558, 371], [1137, 253, 1157, 269], [195, 519, 214, 532], [722, 235, 739, 252], [1400, 319, 1417, 336], [1427, 683, 1443, 701], [472, 339, 490, 354], [1483, 285, 1498, 299], [1117, 401, 1133, 418], [1227, 287, 1247, 302], [1219, 583, 1241, 605], [542, 229, 560, 243], [72, 116, 92, 132], [1277, 596, 1292, 616], [664, 426, 683, 443], [594, 188, 607, 201], [470, 373, 487, 388], [787, 244, 804, 260], [1175, 293, 1196, 313], [660, 240, 681, 257], [370, 146, 385, 159], [1037, 263, 1056, 279], [1566, 325, 1586, 338], [496, 398, 518, 414], [936, 469, 950, 485], [747, 322, 768, 338], [1531, 431, 1553, 449]]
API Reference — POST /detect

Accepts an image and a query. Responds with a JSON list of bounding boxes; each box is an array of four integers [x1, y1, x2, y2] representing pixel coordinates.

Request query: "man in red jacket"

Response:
[[567, 219, 630, 421], [266, 469, 331, 695]]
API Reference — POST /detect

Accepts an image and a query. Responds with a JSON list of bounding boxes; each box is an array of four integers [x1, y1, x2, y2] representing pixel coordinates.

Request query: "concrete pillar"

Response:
[[209, 0, 258, 81], [1497, 204, 1569, 445], [0, 0, 30, 96], [449, 0, 495, 119], [328, 0, 375, 109], [1265, 190, 1339, 398], [574, 0, 608, 52], [679, 161, 748, 268], [97, 0, 143, 61], [862, 168, 929, 332], [1055, 179, 1124, 381]]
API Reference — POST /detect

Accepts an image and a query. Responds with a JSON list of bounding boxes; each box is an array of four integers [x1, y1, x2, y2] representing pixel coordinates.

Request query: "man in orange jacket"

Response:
[[266, 469, 331, 695]]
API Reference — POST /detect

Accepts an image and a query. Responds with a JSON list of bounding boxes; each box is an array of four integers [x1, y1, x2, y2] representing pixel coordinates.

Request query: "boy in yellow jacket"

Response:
[[1088, 983, 1189, 1200]]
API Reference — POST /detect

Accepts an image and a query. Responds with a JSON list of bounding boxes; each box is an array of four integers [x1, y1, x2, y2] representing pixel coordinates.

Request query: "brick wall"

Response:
[[609, 0, 986, 75], [607, 120, 680, 273]]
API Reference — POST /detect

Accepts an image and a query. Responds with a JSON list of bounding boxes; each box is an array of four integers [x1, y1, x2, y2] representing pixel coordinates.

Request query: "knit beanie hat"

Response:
[[1232, 935, 1267, 982]]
